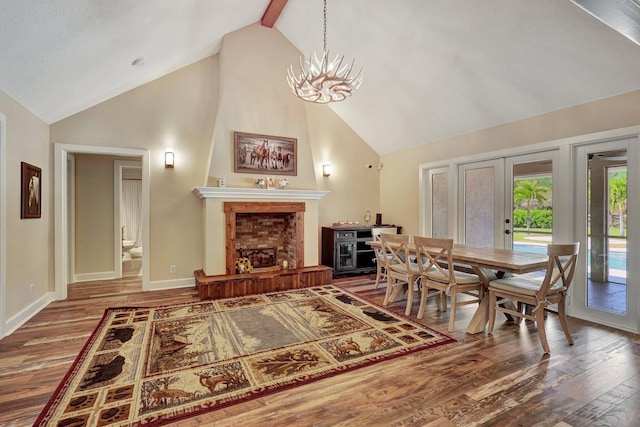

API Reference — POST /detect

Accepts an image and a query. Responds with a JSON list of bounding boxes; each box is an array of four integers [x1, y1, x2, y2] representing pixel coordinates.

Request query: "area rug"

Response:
[[35, 285, 455, 426]]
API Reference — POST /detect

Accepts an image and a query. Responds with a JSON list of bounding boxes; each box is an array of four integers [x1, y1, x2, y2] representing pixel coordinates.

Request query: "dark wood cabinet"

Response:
[[322, 226, 401, 277]]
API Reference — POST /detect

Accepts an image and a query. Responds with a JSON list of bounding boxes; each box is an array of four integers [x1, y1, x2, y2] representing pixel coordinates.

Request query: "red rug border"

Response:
[[35, 284, 456, 426]]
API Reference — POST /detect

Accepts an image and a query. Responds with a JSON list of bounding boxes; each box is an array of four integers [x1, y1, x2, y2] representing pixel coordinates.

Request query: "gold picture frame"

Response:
[[234, 131, 297, 176]]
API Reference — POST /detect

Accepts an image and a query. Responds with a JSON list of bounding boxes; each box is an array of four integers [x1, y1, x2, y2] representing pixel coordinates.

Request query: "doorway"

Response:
[[54, 144, 150, 300]]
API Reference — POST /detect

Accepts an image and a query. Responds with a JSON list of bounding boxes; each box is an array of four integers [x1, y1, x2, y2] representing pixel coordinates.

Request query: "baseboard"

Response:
[[1, 279, 194, 339], [3, 292, 55, 338], [145, 277, 195, 291], [74, 271, 117, 282]]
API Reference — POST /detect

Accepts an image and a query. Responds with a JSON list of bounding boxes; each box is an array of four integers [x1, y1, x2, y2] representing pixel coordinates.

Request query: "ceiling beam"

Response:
[[261, 0, 288, 28]]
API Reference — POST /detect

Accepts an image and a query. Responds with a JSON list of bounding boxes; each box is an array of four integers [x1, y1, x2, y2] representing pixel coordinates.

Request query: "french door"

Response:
[[573, 138, 637, 331], [456, 151, 558, 250], [457, 159, 505, 248]]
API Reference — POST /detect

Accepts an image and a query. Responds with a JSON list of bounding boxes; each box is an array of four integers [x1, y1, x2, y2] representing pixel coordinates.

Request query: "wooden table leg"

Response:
[[466, 295, 490, 334], [465, 267, 517, 334], [465, 266, 493, 334]]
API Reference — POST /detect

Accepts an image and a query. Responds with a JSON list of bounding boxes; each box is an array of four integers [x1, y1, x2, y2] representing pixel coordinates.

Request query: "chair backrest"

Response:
[[413, 236, 454, 280], [372, 227, 398, 263], [380, 233, 410, 271], [372, 227, 398, 241], [539, 243, 580, 297]]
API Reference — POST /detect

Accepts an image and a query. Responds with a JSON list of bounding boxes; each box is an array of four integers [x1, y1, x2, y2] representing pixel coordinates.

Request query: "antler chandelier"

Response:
[[286, 0, 363, 103]]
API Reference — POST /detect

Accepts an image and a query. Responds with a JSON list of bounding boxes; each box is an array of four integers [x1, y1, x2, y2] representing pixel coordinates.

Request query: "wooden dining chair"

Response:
[[487, 242, 580, 354], [381, 234, 421, 316], [414, 236, 483, 332], [371, 227, 398, 288]]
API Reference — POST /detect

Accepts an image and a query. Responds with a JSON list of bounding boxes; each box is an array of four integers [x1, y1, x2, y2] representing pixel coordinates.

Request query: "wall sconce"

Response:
[[164, 149, 174, 168], [323, 163, 332, 177]]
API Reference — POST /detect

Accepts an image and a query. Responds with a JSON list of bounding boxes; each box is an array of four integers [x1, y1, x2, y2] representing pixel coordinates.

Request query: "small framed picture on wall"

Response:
[[21, 162, 42, 219]]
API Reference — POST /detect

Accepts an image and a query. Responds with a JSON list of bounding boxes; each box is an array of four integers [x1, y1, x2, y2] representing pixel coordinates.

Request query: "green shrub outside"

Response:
[[512, 209, 552, 229]]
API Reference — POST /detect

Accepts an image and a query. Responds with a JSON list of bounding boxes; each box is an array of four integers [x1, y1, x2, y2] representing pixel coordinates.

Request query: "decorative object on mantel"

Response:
[[286, 0, 363, 103], [277, 178, 289, 189], [267, 177, 276, 189], [21, 161, 41, 219], [218, 177, 227, 188], [255, 178, 266, 189], [234, 131, 297, 176], [332, 221, 361, 226]]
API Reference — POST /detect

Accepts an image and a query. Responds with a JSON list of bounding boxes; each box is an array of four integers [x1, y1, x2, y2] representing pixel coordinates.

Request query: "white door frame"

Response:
[[54, 144, 150, 300], [67, 154, 76, 284], [114, 160, 142, 278], [0, 114, 7, 338]]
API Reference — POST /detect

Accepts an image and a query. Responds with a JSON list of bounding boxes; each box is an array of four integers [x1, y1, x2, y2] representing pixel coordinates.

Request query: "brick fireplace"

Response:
[[225, 202, 304, 274], [193, 187, 329, 276]]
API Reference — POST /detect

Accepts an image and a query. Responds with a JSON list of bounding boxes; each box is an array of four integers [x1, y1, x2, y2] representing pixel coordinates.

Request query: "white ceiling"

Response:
[[2, 1, 640, 155]]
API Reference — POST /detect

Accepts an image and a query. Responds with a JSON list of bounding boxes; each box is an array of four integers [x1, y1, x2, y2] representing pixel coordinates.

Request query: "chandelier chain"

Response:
[[323, 0, 327, 52], [286, 0, 363, 103]]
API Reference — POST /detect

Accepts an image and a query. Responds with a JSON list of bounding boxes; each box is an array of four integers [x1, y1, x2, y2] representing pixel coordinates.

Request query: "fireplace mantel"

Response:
[[193, 187, 329, 200], [194, 187, 328, 276]]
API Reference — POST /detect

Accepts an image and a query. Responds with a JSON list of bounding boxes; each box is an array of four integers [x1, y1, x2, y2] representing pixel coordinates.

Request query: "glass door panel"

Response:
[[587, 150, 628, 313], [431, 170, 449, 238], [337, 242, 356, 270], [505, 152, 556, 252], [458, 160, 504, 248], [574, 139, 636, 331]]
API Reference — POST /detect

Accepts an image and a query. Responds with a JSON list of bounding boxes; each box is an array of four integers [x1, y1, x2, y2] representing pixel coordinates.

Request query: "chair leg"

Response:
[[374, 263, 382, 288], [487, 290, 497, 333], [515, 302, 525, 324], [440, 291, 448, 313], [383, 277, 394, 306], [405, 278, 415, 316], [558, 299, 574, 345], [535, 308, 551, 354], [448, 291, 457, 332], [417, 284, 429, 319]]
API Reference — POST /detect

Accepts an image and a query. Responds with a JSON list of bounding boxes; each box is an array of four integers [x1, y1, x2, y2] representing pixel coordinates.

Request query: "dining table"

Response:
[[366, 241, 549, 334]]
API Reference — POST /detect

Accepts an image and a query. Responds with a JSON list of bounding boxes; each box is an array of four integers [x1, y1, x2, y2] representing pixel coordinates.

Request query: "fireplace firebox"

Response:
[[224, 202, 305, 275]]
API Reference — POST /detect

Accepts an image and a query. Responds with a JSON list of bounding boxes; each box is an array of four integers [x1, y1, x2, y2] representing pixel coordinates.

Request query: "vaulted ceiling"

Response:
[[2, 0, 640, 155]]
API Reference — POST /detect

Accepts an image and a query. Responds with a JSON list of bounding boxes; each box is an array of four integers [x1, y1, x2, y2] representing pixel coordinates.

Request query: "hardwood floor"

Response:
[[1, 275, 639, 426]]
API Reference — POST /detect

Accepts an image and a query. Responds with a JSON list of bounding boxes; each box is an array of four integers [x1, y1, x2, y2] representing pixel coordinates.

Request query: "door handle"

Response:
[[504, 230, 511, 235]]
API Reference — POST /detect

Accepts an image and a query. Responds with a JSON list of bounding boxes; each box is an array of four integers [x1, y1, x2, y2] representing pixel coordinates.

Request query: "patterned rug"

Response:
[[35, 285, 455, 426]]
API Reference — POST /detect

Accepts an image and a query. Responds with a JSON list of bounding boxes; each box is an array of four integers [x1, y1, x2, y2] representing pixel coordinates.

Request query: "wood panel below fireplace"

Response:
[[194, 265, 332, 300]]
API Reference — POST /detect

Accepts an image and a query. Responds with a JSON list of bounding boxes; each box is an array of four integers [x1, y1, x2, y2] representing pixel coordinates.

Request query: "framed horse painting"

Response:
[[234, 131, 297, 176]]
